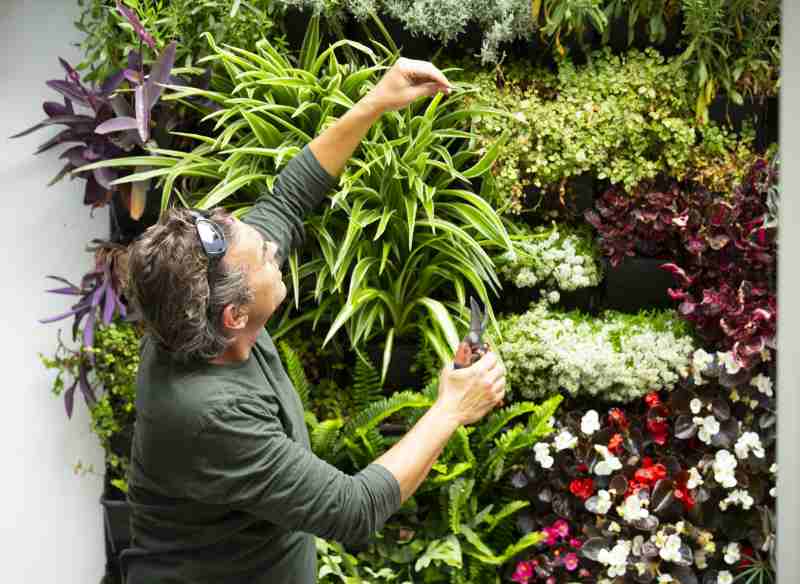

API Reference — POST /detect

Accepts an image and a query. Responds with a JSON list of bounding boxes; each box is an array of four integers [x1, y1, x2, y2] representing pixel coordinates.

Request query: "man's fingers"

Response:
[[399, 58, 452, 92]]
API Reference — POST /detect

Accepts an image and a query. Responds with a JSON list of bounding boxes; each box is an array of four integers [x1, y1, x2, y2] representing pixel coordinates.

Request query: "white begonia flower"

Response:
[[692, 348, 713, 384], [533, 442, 554, 469], [547, 290, 560, 304], [590, 489, 613, 514], [735, 432, 765, 460], [594, 445, 623, 475], [690, 398, 703, 414], [597, 540, 631, 578], [713, 450, 738, 489], [581, 410, 601, 435], [719, 489, 754, 511], [695, 549, 708, 569], [694, 415, 720, 444], [687, 467, 704, 490], [609, 521, 622, 533], [658, 575, 674, 583], [659, 534, 684, 563], [751, 373, 774, 397], [770, 463, 778, 474], [718, 351, 742, 375], [770, 487, 776, 497], [554, 429, 578, 451], [717, 570, 734, 584], [724, 542, 741, 565], [618, 494, 650, 522]]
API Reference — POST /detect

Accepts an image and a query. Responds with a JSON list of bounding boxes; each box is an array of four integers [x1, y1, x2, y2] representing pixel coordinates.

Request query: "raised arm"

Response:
[[309, 57, 452, 177]]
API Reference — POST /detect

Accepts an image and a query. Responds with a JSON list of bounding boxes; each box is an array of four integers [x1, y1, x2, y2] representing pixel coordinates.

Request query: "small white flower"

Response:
[[751, 373, 774, 397], [695, 549, 708, 569], [609, 521, 622, 533], [547, 290, 560, 304], [659, 534, 684, 563], [720, 489, 754, 511], [581, 410, 601, 435], [554, 429, 578, 451], [717, 570, 734, 584], [713, 450, 738, 489], [618, 494, 650, 522], [770, 487, 777, 497], [692, 348, 713, 384], [594, 445, 623, 475], [590, 489, 613, 514], [770, 463, 778, 474], [718, 351, 742, 375], [735, 432, 765, 460], [534, 442, 554, 469], [597, 540, 630, 577], [687, 467, 704, 490], [658, 575, 674, 583], [690, 398, 703, 414], [694, 415, 720, 444], [724, 542, 740, 565]]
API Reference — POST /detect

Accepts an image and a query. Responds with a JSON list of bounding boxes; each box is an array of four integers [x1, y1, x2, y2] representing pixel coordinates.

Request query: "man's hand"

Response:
[[364, 57, 453, 114], [436, 349, 506, 426]]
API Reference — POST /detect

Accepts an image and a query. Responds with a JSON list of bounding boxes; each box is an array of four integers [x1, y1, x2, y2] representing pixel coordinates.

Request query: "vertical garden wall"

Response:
[[24, 1, 779, 583]]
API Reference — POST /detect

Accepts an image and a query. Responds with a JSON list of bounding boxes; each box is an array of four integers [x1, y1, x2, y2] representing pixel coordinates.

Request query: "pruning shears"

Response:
[[453, 296, 489, 369]]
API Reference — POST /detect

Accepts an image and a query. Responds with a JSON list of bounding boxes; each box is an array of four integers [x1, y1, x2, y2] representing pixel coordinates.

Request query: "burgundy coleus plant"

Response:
[[586, 157, 778, 370]]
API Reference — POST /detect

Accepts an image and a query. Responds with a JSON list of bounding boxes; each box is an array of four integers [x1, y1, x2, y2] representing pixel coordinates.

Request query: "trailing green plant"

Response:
[[80, 21, 514, 379], [75, 0, 286, 83], [497, 301, 696, 402], [494, 221, 602, 293], [41, 320, 141, 495], [459, 48, 742, 214], [677, 0, 780, 123], [538, 0, 608, 57], [602, 0, 677, 47]]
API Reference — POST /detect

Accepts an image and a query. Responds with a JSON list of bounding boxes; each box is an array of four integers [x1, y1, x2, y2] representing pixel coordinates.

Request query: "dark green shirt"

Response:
[[123, 147, 402, 584]]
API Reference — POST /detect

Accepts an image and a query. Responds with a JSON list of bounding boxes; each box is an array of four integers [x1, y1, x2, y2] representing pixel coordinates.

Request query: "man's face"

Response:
[[225, 219, 287, 331]]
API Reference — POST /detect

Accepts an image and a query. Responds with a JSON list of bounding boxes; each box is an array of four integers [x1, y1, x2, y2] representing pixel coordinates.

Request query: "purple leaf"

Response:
[[83, 309, 96, 350], [46, 286, 82, 295], [9, 115, 95, 139], [135, 84, 150, 142], [64, 379, 78, 419], [58, 58, 82, 85], [60, 145, 89, 168], [146, 41, 177, 108], [127, 50, 142, 71], [43, 101, 70, 117], [39, 307, 82, 324], [116, 0, 156, 50], [78, 360, 97, 405], [48, 162, 75, 187], [100, 69, 126, 96], [95, 116, 139, 134], [93, 167, 119, 190], [117, 294, 128, 319], [110, 94, 134, 118], [34, 128, 80, 155], [46, 79, 89, 106], [124, 69, 144, 85], [84, 174, 107, 206]]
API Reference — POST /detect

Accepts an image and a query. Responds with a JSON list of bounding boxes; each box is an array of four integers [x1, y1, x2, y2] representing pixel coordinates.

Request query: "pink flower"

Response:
[[511, 561, 534, 584], [563, 552, 579, 571], [543, 527, 559, 546], [570, 538, 583, 548], [552, 519, 570, 538]]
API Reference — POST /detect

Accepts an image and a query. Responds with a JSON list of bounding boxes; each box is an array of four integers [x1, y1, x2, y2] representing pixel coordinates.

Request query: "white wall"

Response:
[[1, 1, 107, 581]]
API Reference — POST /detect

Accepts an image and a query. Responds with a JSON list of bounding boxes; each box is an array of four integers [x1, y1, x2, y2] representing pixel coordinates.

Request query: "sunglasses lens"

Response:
[[191, 212, 227, 258]]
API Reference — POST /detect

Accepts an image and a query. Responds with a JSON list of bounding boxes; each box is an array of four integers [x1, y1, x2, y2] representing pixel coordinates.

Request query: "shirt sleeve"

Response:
[[187, 396, 401, 547], [243, 145, 337, 266]]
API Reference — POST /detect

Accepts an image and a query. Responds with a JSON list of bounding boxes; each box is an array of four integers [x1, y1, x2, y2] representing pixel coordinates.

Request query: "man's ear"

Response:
[[221, 303, 248, 330]]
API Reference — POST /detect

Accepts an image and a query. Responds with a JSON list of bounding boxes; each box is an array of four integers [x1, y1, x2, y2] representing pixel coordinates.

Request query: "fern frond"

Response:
[[527, 394, 564, 441], [279, 341, 312, 409], [476, 402, 543, 449], [498, 531, 546, 564], [342, 390, 432, 437], [420, 461, 474, 494], [448, 478, 474, 535], [460, 525, 500, 565], [351, 353, 383, 410], [311, 418, 343, 463], [484, 500, 530, 533]]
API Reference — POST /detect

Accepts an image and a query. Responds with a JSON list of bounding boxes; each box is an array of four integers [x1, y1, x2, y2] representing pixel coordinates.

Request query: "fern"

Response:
[[351, 353, 383, 410], [279, 341, 312, 409], [447, 478, 474, 535], [342, 390, 432, 437], [310, 418, 344, 463], [479, 424, 547, 488], [476, 401, 543, 449], [484, 500, 529, 533], [527, 394, 563, 440]]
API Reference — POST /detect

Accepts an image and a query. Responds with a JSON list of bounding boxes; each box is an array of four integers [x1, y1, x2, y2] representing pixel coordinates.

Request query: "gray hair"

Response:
[[127, 208, 254, 362]]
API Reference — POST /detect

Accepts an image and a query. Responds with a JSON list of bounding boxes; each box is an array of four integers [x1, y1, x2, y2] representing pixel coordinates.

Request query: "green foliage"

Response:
[[75, 0, 286, 82], [459, 48, 744, 212], [41, 321, 141, 494], [89, 25, 513, 376], [498, 300, 696, 401], [279, 340, 312, 408], [351, 355, 383, 410]]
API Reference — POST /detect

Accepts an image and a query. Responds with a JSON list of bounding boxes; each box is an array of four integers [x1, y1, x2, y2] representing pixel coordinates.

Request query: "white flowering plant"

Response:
[[504, 358, 775, 584], [494, 222, 602, 293], [497, 302, 695, 402]]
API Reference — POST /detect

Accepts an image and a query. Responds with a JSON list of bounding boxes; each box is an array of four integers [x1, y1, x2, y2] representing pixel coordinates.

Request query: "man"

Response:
[[122, 57, 506, 584]]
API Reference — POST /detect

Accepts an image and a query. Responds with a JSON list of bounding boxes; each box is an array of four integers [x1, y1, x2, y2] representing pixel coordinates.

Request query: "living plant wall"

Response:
[[25, 1, 779, 583]]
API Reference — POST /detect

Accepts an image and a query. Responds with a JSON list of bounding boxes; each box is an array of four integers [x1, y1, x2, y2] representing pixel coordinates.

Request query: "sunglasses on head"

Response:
[[189, 210, 228, 260]]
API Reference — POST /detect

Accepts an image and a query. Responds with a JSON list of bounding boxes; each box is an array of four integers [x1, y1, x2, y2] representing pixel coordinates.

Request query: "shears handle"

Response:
[[453, 338, 489, 369]]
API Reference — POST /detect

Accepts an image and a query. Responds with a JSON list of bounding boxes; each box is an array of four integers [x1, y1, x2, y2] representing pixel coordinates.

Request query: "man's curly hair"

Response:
[[127, 208, 254, 362]]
